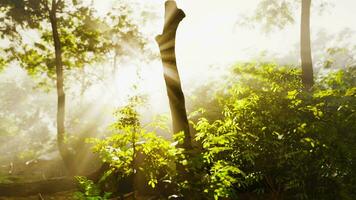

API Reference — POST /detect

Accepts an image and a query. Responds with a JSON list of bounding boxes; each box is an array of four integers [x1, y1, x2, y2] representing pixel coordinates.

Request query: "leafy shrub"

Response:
[[74, 176, 112, 200], [88, 101, 178, 197], [82, 63, 355, 199], [191, 63, 356, 199]]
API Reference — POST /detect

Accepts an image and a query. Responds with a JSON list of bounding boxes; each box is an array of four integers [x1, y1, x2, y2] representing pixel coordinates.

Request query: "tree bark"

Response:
[[49, 0, 74, 173], [155, 0, 192, 150], [301, 0, 314, 90]]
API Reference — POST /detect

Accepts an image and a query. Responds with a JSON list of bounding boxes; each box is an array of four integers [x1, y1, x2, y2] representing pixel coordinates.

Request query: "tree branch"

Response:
[[42, 0, 50, 13]]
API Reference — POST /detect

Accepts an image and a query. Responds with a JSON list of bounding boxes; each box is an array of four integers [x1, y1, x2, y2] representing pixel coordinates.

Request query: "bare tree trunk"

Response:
[[49, 0, 74, 173], [156, 0, 192, 150], [301, 0, 313, 90]]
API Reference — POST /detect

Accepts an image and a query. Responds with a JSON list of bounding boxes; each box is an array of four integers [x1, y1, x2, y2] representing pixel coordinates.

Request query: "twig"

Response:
[[38, 193, 45, 200]]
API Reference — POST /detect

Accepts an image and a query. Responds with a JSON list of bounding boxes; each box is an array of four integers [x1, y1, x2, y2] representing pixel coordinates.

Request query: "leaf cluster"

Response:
[[190, 63, 356, 199]]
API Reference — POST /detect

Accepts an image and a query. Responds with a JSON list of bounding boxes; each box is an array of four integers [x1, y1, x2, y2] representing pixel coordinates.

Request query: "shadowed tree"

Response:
[[155, 0, 192, 150], [0, 0, 151, 196], [300, 0, 313, 89], [244, 0, 330, 90], [48, 0, 68, 172], [0, 0, 113, 173], [1, 0, 154, 177]]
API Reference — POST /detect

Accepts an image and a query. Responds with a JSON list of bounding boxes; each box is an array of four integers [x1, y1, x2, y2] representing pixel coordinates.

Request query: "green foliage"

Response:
[[5, 3, 111, 81], [1, 0, 147, 89], [243, 0, 331, 32], [74, 176, 112, 200], [80, 63, 355, 199], [190, 63, 356, 199], [0, 0, 46, 38], [247, 0, 297, 32], [89, 101, 176, 192], [106, 1, 149, 59], [0, 57, 6, 72]]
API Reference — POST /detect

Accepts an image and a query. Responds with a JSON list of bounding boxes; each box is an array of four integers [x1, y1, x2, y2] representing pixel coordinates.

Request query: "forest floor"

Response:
[[0, 191, 75, 200], [0, 159, 74, 199], [0, 160, 157, 200]]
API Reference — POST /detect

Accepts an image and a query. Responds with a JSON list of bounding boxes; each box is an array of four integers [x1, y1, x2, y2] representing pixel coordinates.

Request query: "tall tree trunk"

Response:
[[301, 0, 313, 90], [156, 0, 192, 150], [49, 0, 74, 173]]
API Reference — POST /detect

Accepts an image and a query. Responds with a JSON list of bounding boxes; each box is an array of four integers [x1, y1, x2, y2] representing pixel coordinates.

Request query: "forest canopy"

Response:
[[0, 0, 355, 199]]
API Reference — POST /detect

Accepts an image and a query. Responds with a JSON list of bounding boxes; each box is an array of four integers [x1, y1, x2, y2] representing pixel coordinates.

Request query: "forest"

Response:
[[0, 0, 355, 199]]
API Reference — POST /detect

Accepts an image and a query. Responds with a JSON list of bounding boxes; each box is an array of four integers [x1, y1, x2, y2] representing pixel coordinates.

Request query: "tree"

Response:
[[155, 0, 192, 150], [300, 0, 313, 89], [245, 0, 330, 90], [191, 63, 356, 199], [0, 0, 111, 173], [48, 0, 69, 172]]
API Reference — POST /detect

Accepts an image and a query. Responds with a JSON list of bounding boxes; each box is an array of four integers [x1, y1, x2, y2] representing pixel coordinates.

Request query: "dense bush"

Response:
[[191, 63, 356, 199], [79, 63, 355, 199], [80, 99, 179, 198]]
